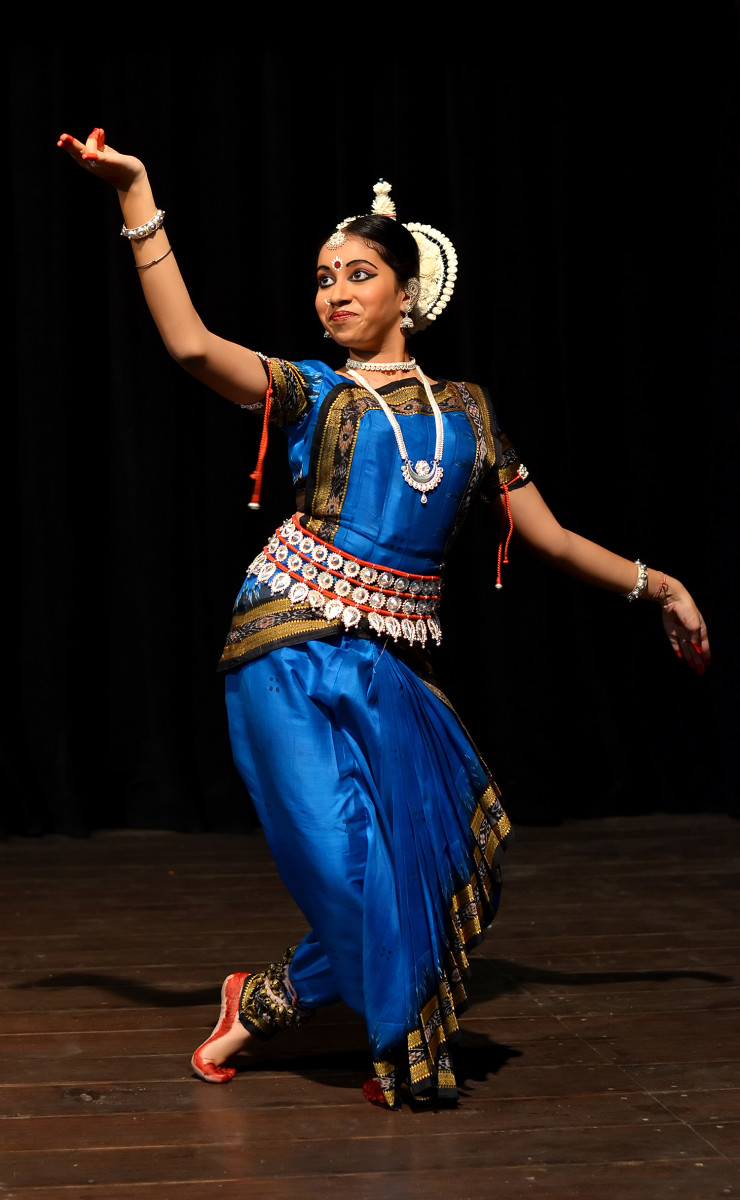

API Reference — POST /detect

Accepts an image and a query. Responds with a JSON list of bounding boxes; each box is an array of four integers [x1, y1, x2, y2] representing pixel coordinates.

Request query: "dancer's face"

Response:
[[316, 236, 407, 354]]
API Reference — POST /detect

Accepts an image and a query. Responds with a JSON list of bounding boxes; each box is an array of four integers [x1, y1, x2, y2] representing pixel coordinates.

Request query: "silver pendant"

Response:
[[324, 599, 344, 621], [401, 458, 444, 500]]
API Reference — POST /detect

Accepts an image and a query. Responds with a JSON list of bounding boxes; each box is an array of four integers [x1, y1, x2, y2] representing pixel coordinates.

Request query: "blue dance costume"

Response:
[[219, 359, 528, 1107]]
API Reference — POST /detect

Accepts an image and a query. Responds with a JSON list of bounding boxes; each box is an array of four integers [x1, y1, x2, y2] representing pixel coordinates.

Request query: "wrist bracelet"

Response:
[[625, 559, 648, 602], [652, 572, 668, 602], [121, 208, 166, 241], [135, 247, 173, 270]]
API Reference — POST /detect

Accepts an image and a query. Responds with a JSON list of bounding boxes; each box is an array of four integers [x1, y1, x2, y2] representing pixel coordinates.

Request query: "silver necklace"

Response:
[[346, 367, 444, 504], [345, 357, 417, 372]]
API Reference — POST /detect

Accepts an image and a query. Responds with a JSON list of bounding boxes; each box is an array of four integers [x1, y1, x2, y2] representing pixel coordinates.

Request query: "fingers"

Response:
[[683, 612, 710, 672], [663, 604, 710, 674], [56, 132, 85, 153], [57, 131, 94, 167], [695, 618, 711, 666], [84, 127, 104, 153], [675, 620, 709, 674], [81, 127, 105, 167], [56, 129, 105, 163], [680, 637, 706, 675]]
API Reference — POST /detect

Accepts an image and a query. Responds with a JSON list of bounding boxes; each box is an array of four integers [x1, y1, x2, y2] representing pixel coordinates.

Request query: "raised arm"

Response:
[[506, 482, 710, 673], [56, 127, 267, 406]]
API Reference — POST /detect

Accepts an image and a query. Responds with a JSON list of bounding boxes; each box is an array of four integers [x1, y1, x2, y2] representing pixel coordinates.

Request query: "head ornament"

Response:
[[325, 180, 458, 331]]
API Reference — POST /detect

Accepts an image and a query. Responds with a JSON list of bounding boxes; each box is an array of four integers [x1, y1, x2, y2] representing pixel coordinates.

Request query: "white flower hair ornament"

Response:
[[325, 180, 458, 332], [403, 222, 458, 332]]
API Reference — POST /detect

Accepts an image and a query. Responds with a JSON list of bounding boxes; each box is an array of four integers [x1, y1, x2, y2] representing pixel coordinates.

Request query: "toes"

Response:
[[363, 1078, 387, 1105], [191, 1054, 237, 1084]]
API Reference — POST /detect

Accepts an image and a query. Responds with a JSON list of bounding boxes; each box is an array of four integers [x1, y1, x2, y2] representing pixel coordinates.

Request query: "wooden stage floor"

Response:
[[1, 813, 739, 1199]]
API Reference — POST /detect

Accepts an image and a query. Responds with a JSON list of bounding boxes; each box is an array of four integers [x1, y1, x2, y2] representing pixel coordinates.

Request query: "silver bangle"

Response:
[[135, 247, 174, 270], [121, 209, 166, 241], [625, 559, 648, 602]]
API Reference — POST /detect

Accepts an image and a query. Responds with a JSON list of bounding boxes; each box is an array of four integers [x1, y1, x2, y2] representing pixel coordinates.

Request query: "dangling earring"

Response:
[[324, 330, 333, 339], [400, 277, 420, 330]]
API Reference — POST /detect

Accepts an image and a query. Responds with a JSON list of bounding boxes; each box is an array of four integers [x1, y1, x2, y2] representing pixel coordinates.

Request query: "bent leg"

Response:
[[224, 634, 511, 1107], [225, 640, 383, 1017]]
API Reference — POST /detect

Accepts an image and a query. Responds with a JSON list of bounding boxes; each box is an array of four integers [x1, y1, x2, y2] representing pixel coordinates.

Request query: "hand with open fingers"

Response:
[[56, 127, 146, 191], [660, 584, 710, 674]]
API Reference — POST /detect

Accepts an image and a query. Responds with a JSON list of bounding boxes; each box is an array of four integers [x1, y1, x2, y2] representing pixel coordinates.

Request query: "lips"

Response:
[[330, 311, 355, 322]]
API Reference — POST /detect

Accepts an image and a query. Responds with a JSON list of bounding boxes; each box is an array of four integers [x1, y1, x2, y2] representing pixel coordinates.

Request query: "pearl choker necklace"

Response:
[[346, 367, 444, 504], [345, 357, 417, 372]]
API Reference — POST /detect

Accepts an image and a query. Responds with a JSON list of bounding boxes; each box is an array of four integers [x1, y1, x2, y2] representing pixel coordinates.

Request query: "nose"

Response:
[[323, 280, 350, 306]]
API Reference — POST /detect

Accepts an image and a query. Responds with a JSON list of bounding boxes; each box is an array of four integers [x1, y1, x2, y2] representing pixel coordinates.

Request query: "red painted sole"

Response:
[[191, 972, 250, 1084]]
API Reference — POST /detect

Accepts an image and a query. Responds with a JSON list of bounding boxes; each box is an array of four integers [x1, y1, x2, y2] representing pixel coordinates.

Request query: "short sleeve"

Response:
[[233, 354, 309, 427], [481, 400, 532, 499], [239, 356, 341, 430], [495, 424, 530, 488]]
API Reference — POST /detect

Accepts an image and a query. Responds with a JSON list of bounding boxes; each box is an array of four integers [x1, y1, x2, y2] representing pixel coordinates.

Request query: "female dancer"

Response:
[[57, 128, 709, 1108]]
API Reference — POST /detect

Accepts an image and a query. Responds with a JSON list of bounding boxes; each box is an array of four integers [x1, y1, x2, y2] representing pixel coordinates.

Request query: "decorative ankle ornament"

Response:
[[238, 946, 314, 1040]]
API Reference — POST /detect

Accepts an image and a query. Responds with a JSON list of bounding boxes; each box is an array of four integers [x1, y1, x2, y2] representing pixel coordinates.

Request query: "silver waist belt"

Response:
[[245, 516, 442, 647]]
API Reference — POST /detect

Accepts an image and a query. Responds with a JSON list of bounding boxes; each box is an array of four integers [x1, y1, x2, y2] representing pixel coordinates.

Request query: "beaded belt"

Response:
[[245, 516, 442, 647]]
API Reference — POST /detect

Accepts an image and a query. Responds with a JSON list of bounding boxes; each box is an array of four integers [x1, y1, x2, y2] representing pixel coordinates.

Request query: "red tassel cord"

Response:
[[495, 480, 515, 588], [248, 360, 274, 511]]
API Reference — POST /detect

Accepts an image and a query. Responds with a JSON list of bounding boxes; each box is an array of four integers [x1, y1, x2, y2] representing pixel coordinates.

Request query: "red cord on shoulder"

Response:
[[248, 360, 274, 511]]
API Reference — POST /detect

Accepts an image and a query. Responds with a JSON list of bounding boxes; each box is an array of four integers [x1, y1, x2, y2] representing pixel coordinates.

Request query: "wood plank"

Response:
[[0, 1063, 643, 1119], [4, 1160, 739, 1200], [0, 1123, 724, 1189], [558, 1008, 740, 1064], [0, 1090, 685, 1153], [0, 815, 738, 1195]]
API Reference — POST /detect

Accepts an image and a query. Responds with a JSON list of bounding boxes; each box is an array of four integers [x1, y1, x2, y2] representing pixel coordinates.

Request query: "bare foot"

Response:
[[191, 973, 254, 1083]]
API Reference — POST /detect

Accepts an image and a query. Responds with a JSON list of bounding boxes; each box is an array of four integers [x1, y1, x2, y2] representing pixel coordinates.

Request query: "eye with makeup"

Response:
[[316, 265, 378, 289]]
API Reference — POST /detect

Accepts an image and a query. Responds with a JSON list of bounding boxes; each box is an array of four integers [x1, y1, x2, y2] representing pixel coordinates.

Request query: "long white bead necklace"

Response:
[[346, 366, 444, 504]]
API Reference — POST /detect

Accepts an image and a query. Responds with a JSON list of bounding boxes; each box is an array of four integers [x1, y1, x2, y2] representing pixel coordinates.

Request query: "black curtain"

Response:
[[6, 19, 739, 835]]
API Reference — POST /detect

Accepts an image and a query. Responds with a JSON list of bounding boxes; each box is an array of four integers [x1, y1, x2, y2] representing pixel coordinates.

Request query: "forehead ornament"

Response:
[[326, 222, 354, 252], [324, 180, 457, 331]]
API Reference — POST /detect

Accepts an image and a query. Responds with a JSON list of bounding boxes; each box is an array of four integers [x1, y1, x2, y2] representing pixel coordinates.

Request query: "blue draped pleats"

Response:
[[225, 634, 498, 1066]]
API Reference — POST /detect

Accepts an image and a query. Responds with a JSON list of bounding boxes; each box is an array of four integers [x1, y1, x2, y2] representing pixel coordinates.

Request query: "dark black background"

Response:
[[6, 15, 738, 834]]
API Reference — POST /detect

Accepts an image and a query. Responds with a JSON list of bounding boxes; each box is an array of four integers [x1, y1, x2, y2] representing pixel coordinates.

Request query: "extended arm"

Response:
[[506, 482, 710, 672], [57, 128, 267, 406]]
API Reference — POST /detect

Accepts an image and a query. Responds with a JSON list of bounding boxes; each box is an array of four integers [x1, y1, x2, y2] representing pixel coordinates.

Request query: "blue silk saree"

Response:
[[220, 360, 524, 1106]]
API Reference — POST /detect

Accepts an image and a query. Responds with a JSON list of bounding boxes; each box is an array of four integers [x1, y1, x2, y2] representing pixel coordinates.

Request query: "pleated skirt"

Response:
[[225, 634, 511, 1106]]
